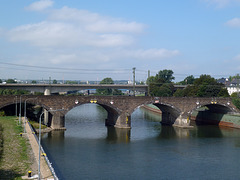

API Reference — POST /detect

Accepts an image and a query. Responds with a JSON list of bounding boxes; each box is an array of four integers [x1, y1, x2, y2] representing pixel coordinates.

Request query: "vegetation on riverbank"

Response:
[[29, 120, 47, 130], [0, 116, 32, 179]]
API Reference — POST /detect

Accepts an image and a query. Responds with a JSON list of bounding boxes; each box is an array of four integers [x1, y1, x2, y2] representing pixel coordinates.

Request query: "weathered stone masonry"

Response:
[[0, 95, 238, 129]]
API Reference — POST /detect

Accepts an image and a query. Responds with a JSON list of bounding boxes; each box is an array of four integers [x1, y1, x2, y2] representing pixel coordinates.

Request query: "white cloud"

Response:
[[0, 28, 4, 37], [234, 54, 240, 60], [49, 7, 100, 22], [122, 49, 180, 59], [5, 5, 180, 69], [204, 0, 240, 8], [49, 7, 146, 33], [226, 18, 240, 27], [25, 0, 54, 11], [8, 6, 144, 48], [8, 21, 135, 48]]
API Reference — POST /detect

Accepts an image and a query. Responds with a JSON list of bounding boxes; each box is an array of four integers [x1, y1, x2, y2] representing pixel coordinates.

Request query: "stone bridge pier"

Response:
[[153, 101, 191, 127], [50, 111, 65, 129], [114, 111, 131, 128]]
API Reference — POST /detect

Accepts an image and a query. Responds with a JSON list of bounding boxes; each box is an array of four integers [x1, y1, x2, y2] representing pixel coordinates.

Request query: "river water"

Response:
[[41, 104, 240, 180]]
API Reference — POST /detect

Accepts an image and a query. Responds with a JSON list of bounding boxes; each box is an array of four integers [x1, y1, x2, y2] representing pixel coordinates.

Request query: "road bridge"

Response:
[[0, 83, 186, 94], [0, 95, 238, 129], [0, 84, 148, 94]]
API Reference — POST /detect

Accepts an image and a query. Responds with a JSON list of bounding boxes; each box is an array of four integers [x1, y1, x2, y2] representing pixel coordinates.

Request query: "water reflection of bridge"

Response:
[[43, 124, 240, 145]]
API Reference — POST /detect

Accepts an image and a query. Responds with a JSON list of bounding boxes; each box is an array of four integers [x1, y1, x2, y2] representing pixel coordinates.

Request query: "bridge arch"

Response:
[[153, 103, 182, 125], [0, 99, 55, 127], [190, 102, 237, 125], [128, 100, 182, 126], [0, 101, 18, 116], [0, 101, 15, 111], [64, 101, 121, 127], [197, 103, 236, 113]]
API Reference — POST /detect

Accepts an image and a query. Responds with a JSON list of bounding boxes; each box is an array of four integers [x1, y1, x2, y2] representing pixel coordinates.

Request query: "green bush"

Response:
[[0, 110, 5, 117], [231, 92, 238, 98], [232, 98, 240, 110], [0, 123, 3, 159]]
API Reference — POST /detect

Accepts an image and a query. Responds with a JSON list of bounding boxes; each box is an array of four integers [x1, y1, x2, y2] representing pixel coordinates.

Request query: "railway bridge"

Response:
[[0, 95, 238, 129]]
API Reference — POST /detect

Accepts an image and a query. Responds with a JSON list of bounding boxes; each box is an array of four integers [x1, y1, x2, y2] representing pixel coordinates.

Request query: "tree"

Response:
[[231, 92, 238, 98], [229, 74, 240, 81], [0, 89, 29, 95], [147, 70, 175, 96], [194, 74, 216, 86], [194, 75, 224, 97], [157, 83, 174, 96], [96, 77, 122, 95], [232, 98, 240, 110], [218, 88, 230, 97], [178, 75, 195, 85], [182, 85, 198, 97], [6, 79, 16, 83], [53, 79, 58, 84], [0, 79, 2, 83], [155, 69, 175, 83], [66, 81, 78, 84], [31, 80, 37, 84], [99, 78, 114, 85], [113, 89, 123, 95], [146, 76, 155, 85], [173, 89, 184, 97], [174, 74, 229, 97]]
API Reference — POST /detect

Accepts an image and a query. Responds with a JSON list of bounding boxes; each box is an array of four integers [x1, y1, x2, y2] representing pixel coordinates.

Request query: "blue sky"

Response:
[[1, 0, 240, 82]]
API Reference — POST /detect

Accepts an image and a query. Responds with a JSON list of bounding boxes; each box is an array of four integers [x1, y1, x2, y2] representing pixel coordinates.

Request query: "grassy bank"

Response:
[[0, 116, 32, 179]]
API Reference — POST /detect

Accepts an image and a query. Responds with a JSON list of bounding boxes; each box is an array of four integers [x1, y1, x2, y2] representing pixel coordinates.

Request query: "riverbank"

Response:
[[22, 118, 55, 179], [191, 111, 240, 129], [141, 104, 240, 129], [0, 116, 36, 179], [0, 116, 56, 179]]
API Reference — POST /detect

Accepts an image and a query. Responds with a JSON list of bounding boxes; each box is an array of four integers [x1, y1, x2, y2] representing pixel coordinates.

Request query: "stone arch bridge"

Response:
[[0, 95, 238, 129]]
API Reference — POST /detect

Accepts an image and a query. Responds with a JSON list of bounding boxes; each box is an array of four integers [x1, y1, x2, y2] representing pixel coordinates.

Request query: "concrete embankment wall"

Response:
[[141, 104, 162, 114], [24, 119, 56, 179], [142, 105, 240, 129], [191, 111, 240, 129]]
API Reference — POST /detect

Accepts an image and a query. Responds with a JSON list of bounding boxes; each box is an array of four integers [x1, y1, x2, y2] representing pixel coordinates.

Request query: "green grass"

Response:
[[0, 116, 32, 180], [29, 120, 47, 130]]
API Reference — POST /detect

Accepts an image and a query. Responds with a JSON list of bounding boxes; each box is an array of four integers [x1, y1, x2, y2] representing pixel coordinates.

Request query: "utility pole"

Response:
[[238, 74, 240, 97], [148, 70, 150, 96], [133, 67, 136, 96]]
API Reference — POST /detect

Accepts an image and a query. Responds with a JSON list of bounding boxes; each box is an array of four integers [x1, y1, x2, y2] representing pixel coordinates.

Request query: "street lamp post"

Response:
[[38, 111, 44, 180], [24, 97, 37, 133], [18, 95, 22, 125], [15, 96, 17, 118], [133, 67, 136, 96], [38, 109, 63, 180]]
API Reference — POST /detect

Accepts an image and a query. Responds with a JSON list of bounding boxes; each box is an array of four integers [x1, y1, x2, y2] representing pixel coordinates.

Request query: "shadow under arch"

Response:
[[0, 100, 58, 129], [0, 103, 18, 116], [0, 101, 39, 119], [153, 103, 182, 125], [100, 103, 120, 126], [191, 103, 235, 126]]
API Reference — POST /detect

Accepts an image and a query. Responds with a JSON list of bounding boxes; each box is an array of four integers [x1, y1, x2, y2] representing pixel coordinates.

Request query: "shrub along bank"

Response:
[[0, 116, 32, 179]]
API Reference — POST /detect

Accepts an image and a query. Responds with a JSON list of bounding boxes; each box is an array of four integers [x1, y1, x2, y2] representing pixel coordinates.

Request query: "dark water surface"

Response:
[[41, 104, 240, 180]]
